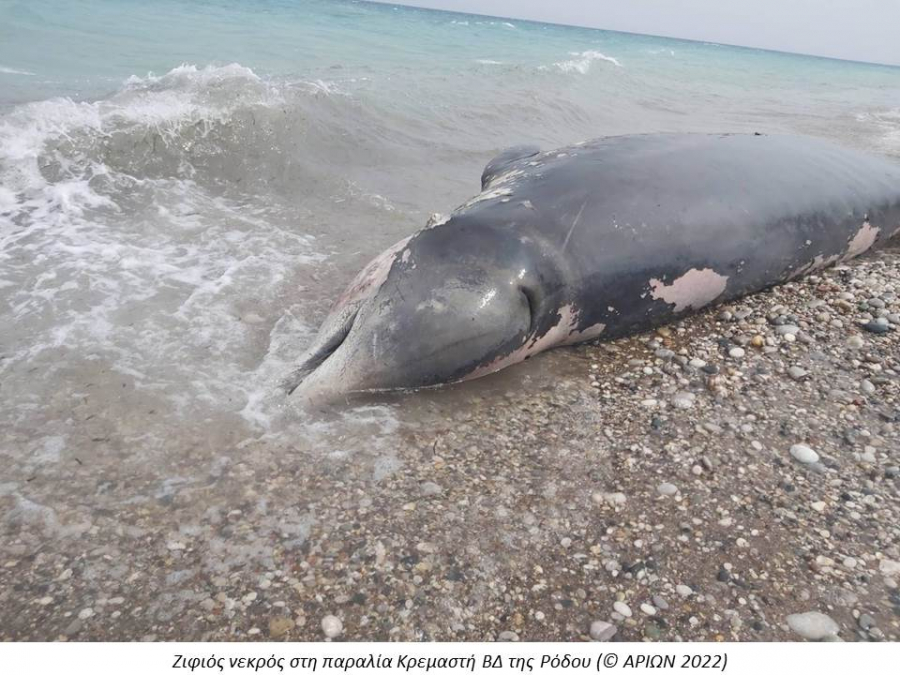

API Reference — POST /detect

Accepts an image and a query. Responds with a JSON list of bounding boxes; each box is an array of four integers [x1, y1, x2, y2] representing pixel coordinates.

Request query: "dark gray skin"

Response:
[[286, 133, 900, 403]]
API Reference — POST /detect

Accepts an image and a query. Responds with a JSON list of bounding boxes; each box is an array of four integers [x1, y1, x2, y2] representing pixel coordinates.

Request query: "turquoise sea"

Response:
[[1, 0, 900, 448]]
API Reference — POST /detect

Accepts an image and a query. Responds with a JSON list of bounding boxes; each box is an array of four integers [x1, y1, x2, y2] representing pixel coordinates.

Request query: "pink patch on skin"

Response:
[[331, 235, 413, 312], [461, 304, 602, 381], [844, 220, 880, 259], [562, 321, 607, 345], [649, 268, 728, 313]]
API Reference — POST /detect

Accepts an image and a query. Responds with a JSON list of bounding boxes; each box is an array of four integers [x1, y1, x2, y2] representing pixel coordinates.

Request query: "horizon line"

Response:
[[363, 0, 900, 69]]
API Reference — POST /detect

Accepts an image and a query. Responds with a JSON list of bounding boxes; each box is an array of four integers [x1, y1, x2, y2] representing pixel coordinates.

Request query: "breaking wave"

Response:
[[0, 64, 363, 441], [553, 50, 623, 73]]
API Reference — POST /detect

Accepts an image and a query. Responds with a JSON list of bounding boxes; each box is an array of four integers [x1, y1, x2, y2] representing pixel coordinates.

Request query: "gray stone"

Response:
[[657, 482, 678, 496], [589, 620, 617, 642], [790, 444, 819, 464], [613, 601, 632, 618], [786, 612, 840, 640], [321, 615, 343, 638]]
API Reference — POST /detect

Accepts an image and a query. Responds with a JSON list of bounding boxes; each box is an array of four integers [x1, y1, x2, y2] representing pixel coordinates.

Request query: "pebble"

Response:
[[653, 595, 669, 610], [613, 601, 632, 618], [595, 491, 627, 507], [589, 620, 617, 642], [321, 615, 343, 639], [77, 608, 94, 620], [420, 482, 443, 496], [879, 559, 900, 577], [790, 444, 819, 464], [640, 603, 657, 616], [775, 324, 800, 336], [672, 392, 695, 409], [786, 612, 840, 640], [657, 482, 678, 496], [861, 379, 876, 394], [676, 584, 693, 598], [269, 617, 295, 638], [497, 631, 519, 642], [862, 321, 890, 334], [787, 366, 807, 380], [728, 347, 746, 359]]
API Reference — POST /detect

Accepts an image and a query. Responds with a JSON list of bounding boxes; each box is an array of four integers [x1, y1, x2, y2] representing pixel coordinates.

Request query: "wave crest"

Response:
[[554, 50, 623, 74]]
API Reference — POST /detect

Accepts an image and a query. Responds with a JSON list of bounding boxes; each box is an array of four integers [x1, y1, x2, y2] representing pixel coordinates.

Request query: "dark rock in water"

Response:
[[861, 321, 890, 334]]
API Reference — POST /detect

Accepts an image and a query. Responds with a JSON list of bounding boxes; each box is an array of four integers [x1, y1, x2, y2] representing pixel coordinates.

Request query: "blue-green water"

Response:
[[1, 0, 899, 447]]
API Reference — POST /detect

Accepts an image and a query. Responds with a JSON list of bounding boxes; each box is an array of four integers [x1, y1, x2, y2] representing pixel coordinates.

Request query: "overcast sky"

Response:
[[372, 1, 900, 66]]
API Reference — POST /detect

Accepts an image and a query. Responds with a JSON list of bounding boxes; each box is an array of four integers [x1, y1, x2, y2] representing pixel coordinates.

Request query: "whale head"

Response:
[[285, 216, 565, 404]]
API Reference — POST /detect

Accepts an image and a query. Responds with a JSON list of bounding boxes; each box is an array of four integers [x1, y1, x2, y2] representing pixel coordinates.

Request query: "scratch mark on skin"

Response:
[[649, 268, 728, 313], [562, 201, 588, 252]]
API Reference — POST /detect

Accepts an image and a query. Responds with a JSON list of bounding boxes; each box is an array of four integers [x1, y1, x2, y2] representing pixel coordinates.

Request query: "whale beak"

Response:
[[282, 306, 367, 405]]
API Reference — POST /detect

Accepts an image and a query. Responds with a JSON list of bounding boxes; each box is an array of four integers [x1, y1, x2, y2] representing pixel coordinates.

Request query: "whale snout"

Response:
[[286, 269, 533, 405]]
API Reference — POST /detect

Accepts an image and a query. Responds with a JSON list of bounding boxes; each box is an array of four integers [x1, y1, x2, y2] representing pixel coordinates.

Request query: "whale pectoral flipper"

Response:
[[481, 145, 541, 189]]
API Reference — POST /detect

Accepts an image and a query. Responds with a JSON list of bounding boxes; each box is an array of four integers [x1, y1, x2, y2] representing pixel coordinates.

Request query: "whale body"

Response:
[[286, 133, 900, 403]]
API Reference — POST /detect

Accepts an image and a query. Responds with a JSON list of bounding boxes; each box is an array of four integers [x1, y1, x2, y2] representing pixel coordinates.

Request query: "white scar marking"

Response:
[[649, 268, 728, 313], [464, 186, 513, 207], [562, 201, 588, 252], [844, 220, 880, 259], [332, 235, 413, 311]]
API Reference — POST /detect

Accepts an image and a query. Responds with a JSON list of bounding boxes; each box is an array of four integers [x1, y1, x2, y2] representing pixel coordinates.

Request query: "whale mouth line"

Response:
[[283, 308, 358, 395]]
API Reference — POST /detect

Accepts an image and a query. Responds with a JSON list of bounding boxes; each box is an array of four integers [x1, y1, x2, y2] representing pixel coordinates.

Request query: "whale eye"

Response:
[[520, 286, 539, 336]]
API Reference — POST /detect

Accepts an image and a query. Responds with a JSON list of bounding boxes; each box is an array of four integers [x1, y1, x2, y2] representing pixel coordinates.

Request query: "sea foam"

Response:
[[554, 50, 623, 73]]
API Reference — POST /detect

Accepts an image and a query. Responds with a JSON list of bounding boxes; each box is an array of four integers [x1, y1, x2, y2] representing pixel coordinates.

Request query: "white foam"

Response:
[[0, 65, 34, 75], [856, 108, 900, 152], [554, 50, 623, 74], [0, 63, 339, 449]]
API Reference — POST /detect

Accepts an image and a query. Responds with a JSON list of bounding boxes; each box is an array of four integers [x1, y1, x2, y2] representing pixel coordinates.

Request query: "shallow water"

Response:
[[2, 1, 900, 521]]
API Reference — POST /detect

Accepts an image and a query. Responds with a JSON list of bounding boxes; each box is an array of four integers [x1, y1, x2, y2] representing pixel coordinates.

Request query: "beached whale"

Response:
[[286, 133, 900, 403]]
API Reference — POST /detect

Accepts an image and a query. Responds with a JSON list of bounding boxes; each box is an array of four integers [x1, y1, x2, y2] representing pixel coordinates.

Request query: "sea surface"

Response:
[[2, 0, 900, 468]]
